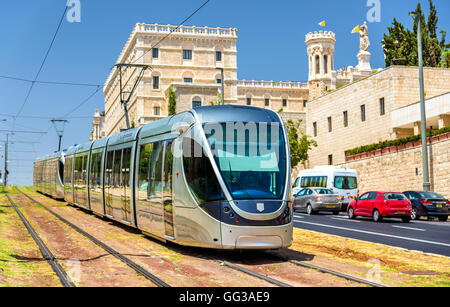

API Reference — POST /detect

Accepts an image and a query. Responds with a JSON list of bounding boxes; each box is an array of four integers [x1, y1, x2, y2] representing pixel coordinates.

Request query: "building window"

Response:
[[192, 100, 202, 108], [216, 51, 222, 62], [282, 99, 288, 107], [324, 55, 328, 74], [265, 98, 270, 106], [313, 122, 317, 137], [184, 78, 193, 83], [328, 155, 333, 165], [343, 111, 348, 127], [153, 76, 159, 89], [315, 55, 320, 74], [154, 106, 161, 116], [183, 49, 192, 60], [152, 48, 159, 59], [361, 104, 366, 122], [246, 98, 252, 105], [380, 98, 385, 115], [216, 78, 222, 84], [303, 100, 307, 108], [328, 117, 332, 132]]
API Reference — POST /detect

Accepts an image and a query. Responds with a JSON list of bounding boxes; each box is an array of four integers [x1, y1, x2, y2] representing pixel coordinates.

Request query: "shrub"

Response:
[[346, 126, 450, 157]]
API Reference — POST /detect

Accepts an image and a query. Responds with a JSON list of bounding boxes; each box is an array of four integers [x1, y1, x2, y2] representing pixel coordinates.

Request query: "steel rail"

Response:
[[4, 192, 75, 287], [270, 253, 386, 288], [15, 187, 170, 288], [218, 260, 293, 287]]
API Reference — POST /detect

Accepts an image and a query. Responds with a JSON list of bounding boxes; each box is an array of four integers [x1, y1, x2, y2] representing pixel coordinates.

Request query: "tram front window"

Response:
[[204, 122, 287, 200], [183, 137, 225, 204]]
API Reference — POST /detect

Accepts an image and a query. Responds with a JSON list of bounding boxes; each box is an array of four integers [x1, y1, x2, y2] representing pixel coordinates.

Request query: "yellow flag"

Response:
[[351, 25, 360, 34], [318, 20, 326, 27]]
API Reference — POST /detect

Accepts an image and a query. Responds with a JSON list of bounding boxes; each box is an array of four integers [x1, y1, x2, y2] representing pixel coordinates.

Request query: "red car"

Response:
[[347, 191, 412, 223]]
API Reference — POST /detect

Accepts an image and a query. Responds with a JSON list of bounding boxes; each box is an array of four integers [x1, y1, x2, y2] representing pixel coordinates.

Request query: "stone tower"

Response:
[[305, 31, 336, 100]]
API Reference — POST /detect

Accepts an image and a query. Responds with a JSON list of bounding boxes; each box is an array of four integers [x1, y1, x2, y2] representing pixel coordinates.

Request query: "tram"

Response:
[[34, 106, 293, 250]]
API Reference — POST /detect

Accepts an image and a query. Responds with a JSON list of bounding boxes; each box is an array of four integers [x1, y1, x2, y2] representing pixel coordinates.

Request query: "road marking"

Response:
[[331, 217, 361, 223], [293, 220, 450, 247], [392, 225, 426, 232]]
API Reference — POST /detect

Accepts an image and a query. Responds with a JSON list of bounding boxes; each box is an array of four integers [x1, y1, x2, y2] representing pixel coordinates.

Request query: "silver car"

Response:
[[294, 188, 341, 215]]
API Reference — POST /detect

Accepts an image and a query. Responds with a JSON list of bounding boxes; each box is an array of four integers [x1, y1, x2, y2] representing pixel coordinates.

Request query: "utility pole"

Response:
[[115, 64, 150, 130], [51, 119, 68, 151], [409, 11, 431, 191], [0, 130, 45, 187], [4, 134, 8, 188]]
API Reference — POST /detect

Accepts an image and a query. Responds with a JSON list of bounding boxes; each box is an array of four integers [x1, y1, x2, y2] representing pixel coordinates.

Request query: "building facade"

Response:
[[306, 66, 450, 167], [100, 23, 309, 137]]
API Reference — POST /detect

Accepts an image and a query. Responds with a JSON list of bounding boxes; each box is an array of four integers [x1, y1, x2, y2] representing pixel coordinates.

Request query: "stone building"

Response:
[[99, 23, 310, 137], [306, 67, 450, 167]]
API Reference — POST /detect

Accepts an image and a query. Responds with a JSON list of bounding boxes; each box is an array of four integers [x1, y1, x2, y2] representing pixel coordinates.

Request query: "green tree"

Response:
[[286, 120, 317, 169], [168, 85, 177, 116], [441, 49, 450, 68], [382, 0, 449, 67], [209, 91, 222, 105]]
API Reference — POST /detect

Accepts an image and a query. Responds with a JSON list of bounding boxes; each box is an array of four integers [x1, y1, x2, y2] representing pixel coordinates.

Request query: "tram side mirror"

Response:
[[172, 123, 190, 135]]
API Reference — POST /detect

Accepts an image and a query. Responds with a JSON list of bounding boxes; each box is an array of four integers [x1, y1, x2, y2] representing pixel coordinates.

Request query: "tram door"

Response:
[[163, 140, 175, 238], [104, 150, 115, 217], [120, 147, 132, 223]]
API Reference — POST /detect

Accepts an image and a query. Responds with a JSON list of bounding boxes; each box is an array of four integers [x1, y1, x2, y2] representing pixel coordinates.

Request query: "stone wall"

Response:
[[306, 66, 450, 167], [338, 138, 450, 199]]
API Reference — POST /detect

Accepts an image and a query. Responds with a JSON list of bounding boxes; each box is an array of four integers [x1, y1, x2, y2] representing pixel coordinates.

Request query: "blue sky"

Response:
[[1, 0, 449, 186]]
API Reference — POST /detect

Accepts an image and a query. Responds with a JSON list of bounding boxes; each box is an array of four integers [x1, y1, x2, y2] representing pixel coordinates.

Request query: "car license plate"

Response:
[[396, 211, 406, 214], [327, 205, 335, 208], [436, 203, 444, 208]]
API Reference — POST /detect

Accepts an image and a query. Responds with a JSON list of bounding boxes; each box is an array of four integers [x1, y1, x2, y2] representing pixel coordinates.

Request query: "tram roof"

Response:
[[192, 105, 281, 124]]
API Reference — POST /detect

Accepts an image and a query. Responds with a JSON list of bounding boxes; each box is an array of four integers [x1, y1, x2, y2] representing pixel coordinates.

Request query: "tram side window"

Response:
[[182, 137, 224, 204], [90, 150, 102, 187], [113, 150, 122, 189], [121, 147, 131, 188], [64, 156, 72, 186], [138, 144, 152, 198], [148, 142, 164, 199]]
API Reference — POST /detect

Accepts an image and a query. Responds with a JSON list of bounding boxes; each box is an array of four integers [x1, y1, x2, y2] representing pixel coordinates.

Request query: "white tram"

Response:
[[34, 106, 293, 250]]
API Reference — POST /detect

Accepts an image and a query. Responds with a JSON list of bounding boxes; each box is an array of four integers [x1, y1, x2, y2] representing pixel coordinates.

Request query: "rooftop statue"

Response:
[[360, 22, 370, 52]]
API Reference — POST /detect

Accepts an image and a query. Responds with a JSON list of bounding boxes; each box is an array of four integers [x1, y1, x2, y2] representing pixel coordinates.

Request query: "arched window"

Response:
[[324, 55, 328, 74], [182, 71, 194, 83], [315, 55, 320, 74], [192, 96, 202, 108]]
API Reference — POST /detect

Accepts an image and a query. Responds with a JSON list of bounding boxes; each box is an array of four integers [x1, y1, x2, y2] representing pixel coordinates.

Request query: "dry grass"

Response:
[[290, 228, 450, 287]]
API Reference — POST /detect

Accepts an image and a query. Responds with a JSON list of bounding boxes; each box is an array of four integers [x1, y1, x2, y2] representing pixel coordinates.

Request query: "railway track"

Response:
[[13, 187, 170, 288], [269, 253, 386, 287], [216, 252, 385, 288], [4, 192, 75, 287], [18, 187, 385, 288]]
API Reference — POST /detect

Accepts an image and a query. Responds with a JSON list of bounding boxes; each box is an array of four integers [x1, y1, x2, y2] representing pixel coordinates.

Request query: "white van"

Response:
[[292, 166, 359, 210]]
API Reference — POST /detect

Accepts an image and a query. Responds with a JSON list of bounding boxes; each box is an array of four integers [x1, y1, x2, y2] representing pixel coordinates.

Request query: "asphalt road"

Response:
[[293, 211, 450, 257]]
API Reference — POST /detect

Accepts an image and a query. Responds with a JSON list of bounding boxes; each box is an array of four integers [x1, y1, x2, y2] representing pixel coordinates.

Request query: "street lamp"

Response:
[[409, 11, 431, 191]]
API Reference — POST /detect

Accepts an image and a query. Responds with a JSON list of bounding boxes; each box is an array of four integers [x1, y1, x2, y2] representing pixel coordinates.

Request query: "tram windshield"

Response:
[[204, 122, 287, 200]]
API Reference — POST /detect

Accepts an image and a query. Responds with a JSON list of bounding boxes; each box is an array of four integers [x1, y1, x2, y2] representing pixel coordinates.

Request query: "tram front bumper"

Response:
[[221, 223, 293, 250]]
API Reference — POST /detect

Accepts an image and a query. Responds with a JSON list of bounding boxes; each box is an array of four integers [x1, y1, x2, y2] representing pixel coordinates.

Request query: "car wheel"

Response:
[[306, 204, 314, 215], [402, 217, 411, 223], [373, 209, 383, 222], [348, 207, 355, 219], [438, 216, 448, 222], [411, 208, 420, 220]]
